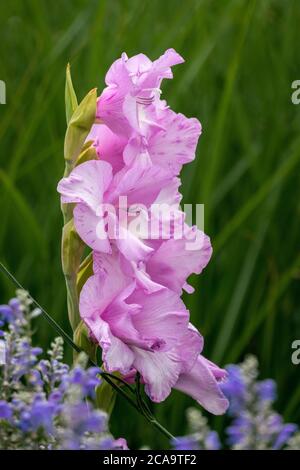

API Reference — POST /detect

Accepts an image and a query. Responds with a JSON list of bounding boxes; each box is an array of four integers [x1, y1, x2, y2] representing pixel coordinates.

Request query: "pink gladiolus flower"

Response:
[[58, 49, 229, 416], [144, 228, 212, 294], [58, 158, 174, 259], [97, 49, 184, 137], [79, 250, 200, 403], [122, 108, 202, 175], [87, 124, 127, 173], [174, 355, 229, 415], [79, 250, 228, 412], [58, 160, 211, 290], [90, 107, 202, 177]]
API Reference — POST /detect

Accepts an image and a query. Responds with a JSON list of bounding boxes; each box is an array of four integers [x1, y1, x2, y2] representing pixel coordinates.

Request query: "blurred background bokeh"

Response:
[[1, 0, 300, 449]]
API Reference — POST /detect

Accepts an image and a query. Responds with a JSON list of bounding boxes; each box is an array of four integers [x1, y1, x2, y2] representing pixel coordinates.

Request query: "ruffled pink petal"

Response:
[[140, 48, 184, 89], [125, 54, 153, 87], [126, 323, 203, 403], [97, 53, 134, 136], [177, 324, 204, 373], [86, 124, 126, 173], [79, 271, 136, 373], [119, 254, 164, 293], [147, 109, 201, 175], [146, 230, 212, 293], [101, 282, 160, 351], [115, 224, 153, 263], [97, 88, 133, 137], [81, 260, 164, 353], [85, 314, 134, 374], [174, 355, 229, 415], [130, 262, 165, 293], [132, 347, 182, 402], [107, 156, 173, 207], [79, 269, 129, 323], [73, 203, 111, 253], [105, 53, 131, 87], [97, 50, 184, 137], [153, 177, 182, 206], [93, 248, 123, 276], [57, 160, 113, 212], [129, 288, 189, 350]]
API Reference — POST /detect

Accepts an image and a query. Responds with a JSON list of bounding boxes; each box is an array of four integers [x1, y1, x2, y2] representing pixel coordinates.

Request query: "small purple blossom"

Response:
[[68, 366, 101, 398], [0, 298, 21, 324], [205, 431, 221, 450], [220, 364, 246, 415], [0, 291, 127, 450], [273, 424, 298, 450], [172, 436, 200, 450], [256, 379, 277, 403], [0, 401, 12, 420], [172, 356, 300, 450], [29, 399, 56, 433]]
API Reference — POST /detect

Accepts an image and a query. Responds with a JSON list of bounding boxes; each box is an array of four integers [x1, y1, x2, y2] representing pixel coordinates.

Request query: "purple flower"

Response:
[[98, 437, 128, 450], [0, 298, 21, 324], [67, 366, 101, 398], [0, 401, 12, 420], [172, 436, 200, 450], [221, 364, 246, 415], [29, 399, 57, 433], [63, 403, 106, 436], [19, 411, 32, 432], [0, 305, 15, 323], [28, 369, 43, 387], [256, 379, 277, 402], [0, 292, 127, 450], [226, 416, 252, 446], [49, 390, 63, 404], [205, 431, 221, 450], [273, 424, 298, 449], [11, 341, 43, 380]]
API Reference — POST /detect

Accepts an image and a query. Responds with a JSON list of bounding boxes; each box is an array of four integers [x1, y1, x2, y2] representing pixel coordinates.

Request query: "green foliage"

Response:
[[96, 381, 117, 417], [0, 0, 300, 449], [74, 320, 97, 363], [65, 64, 78, 125]]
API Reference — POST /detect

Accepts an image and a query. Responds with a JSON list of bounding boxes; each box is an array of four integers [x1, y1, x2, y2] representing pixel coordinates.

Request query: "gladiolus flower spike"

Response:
[[57, 50, 229, 430]]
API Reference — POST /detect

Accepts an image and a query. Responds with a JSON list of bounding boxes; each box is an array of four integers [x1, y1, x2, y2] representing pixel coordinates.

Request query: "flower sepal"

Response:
[[74, 320, 97, 364]]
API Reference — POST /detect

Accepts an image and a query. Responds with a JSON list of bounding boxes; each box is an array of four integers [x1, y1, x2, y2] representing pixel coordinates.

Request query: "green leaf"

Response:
[[77, 252, 93, 295], [75, 141, 98, 167], [62, 219, 84, 277], [74, 320, 97, 363], [64, 87, 97, 171], [61, 219, 85, 330], [96, 379, 117, 416], [65, 63, 78, 125]]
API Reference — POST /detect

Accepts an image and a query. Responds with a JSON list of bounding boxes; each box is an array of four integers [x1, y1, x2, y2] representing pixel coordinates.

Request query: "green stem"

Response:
[[65, 273, 81, 331]]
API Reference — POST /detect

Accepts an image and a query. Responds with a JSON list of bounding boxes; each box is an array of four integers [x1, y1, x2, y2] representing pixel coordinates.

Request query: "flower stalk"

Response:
[[61, 65, 97, 331]]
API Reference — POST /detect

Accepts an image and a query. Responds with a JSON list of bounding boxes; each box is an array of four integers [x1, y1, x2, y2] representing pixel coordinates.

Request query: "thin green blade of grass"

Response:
[[200, 0, 257, 208], [212, 188, 281, 362], [0, 169, 46, 254], [214, 143, 300, 254], [226, 252, 300, 364]]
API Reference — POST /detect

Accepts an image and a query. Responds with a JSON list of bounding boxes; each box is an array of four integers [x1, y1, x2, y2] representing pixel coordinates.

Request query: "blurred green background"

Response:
[[1, 0, 300, 449]]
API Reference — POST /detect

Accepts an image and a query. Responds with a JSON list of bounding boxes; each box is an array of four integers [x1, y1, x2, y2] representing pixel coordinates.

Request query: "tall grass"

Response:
[[1, 0, 300, 448]]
